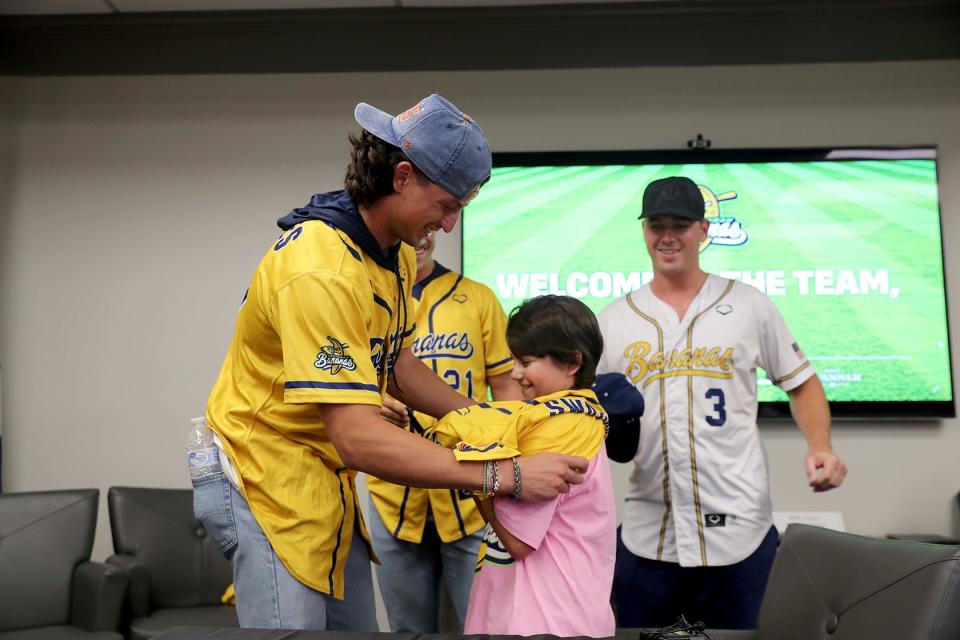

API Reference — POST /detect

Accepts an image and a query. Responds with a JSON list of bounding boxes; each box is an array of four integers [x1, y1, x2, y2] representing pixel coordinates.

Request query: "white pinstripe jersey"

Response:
[[597, 275, 814, 567]]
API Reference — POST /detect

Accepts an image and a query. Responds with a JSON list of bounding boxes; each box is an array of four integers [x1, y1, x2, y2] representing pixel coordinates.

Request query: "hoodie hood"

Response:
[[277, 189, 401, 272]]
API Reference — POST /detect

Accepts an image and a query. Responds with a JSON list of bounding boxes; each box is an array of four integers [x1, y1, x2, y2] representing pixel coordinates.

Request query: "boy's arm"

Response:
[[473, 496, 535, 561]]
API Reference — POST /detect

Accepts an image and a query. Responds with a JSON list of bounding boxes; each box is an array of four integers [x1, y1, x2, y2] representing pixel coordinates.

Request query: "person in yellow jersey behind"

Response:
[[367, 230, 523, 632], [194, 94, 588, 630]]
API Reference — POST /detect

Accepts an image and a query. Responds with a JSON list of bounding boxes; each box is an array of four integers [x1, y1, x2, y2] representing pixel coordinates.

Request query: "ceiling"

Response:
[[1, 0, 958, 75]]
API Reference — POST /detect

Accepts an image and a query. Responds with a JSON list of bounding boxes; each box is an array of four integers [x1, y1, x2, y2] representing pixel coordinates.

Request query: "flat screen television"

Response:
[[461, 146, 955, 419]]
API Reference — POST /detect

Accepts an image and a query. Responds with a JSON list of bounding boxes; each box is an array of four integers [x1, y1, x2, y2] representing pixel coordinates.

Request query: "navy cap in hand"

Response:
[[593, 372, 645, 463]]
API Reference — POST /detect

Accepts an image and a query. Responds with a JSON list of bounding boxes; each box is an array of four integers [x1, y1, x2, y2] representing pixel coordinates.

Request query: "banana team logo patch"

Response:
[[314, 336, 357, 374], [698, 184, 747, 253]]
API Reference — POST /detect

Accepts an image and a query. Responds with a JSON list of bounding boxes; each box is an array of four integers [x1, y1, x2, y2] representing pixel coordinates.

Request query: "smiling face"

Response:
[[510, 353, 580, 400], [414, 229, 436, 279], [388, 161, 476, 249], [642, 214, 710, 277]]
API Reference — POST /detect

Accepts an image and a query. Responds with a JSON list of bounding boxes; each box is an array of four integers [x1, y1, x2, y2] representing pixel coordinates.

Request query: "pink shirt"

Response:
[[464, 448, 617, 637]]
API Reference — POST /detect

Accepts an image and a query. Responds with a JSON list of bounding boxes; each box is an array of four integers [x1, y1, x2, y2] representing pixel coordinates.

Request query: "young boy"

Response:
[[425, 295, 621, 637]]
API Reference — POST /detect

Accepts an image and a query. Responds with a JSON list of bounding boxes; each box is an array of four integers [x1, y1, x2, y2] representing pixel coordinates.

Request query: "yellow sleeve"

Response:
[[272, 271, 381, 406], [424, 401, 527, 460]]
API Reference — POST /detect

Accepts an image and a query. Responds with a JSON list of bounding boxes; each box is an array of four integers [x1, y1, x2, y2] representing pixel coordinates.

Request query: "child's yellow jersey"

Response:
[[206, 214, 415, 599], [367, 265, 514, 543], [426, 388, 608, 463]]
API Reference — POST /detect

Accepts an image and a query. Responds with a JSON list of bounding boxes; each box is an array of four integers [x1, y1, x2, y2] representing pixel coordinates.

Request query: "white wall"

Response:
[[1, 62, 959, 577]]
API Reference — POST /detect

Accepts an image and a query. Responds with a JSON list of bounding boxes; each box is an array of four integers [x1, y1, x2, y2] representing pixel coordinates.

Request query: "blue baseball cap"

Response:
[[593, 372, 645, 430], [354, 93, 492, 201]]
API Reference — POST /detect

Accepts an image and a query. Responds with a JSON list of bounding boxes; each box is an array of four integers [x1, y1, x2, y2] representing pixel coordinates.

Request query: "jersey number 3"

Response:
[[705, 388, 726, 427]]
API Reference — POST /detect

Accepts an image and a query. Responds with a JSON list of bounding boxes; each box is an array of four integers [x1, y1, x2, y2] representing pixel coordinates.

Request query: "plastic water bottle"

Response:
[[186, 416, 219, 482]]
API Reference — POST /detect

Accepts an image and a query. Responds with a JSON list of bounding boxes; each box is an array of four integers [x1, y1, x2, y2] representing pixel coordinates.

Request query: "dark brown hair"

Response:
[[506, 295, 603, 389], [344, 130, 424, 208]]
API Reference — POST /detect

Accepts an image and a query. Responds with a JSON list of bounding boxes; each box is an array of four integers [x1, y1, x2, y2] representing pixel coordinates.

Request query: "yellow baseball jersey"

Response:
[[426, 388, 608, 461], [367, 264, 514, 543], [206, 214, 416, 599]]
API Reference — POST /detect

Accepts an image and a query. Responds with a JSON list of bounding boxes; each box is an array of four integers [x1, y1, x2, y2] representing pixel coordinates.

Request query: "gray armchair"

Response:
[[0, 489, 126, 640], [106, 487, 237, 640], [625, 524, 960, 640], [754, 523, 960, 639]]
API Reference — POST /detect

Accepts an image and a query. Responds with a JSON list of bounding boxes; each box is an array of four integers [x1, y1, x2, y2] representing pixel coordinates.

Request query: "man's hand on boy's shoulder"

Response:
[[517, 452, 589, 502]]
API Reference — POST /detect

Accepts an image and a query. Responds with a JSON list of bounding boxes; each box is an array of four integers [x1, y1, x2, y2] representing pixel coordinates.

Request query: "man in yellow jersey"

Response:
[[193, 94, 588, 631], [368, 230, 523, 632]]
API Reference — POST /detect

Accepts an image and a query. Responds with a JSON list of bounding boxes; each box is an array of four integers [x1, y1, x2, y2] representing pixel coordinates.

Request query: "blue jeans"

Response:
[[613, 525, 780, 630], [368, 497, 482, 632], [193, 462, 378, 630]]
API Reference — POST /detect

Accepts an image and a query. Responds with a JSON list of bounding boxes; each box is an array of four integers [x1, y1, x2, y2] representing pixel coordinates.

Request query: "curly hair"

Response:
[[344, 130, 424, 208], [506, 295, 603, 389]]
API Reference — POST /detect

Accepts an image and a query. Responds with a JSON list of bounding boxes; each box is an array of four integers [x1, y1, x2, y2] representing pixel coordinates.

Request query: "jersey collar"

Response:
[[412, 262, 451, 300]]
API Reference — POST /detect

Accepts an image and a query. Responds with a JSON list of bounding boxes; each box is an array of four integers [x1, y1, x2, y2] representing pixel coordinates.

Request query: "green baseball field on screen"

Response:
[[462, 159, 952, 403]]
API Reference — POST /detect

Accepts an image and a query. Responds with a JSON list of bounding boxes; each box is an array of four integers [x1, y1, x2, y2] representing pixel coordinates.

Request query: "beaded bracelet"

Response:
[[510, 457, 522, 500], [491, 460, 500, 496]]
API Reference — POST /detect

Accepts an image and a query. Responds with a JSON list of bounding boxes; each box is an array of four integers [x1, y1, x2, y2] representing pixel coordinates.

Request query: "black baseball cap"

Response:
[[639, 176, 705, 220]]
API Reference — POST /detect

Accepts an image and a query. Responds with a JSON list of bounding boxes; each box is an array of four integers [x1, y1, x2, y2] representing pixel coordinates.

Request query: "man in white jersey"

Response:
[[597, 176, 847, 629]]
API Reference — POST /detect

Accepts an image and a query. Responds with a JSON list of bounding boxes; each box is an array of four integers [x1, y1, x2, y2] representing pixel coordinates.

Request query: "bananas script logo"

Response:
[[314, 336, 357, 375], [699, 185, 747, 253]]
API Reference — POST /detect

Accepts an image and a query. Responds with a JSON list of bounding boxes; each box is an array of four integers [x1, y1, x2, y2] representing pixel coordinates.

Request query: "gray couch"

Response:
[[751, 523, 960, 639], [665, 523, 960, 639], [106, 487, 237, 640], [0, 489, 126, 640]]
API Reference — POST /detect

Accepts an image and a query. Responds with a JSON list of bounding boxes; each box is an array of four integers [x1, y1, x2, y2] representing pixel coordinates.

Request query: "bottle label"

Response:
[[187, 446, 221, 480]]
